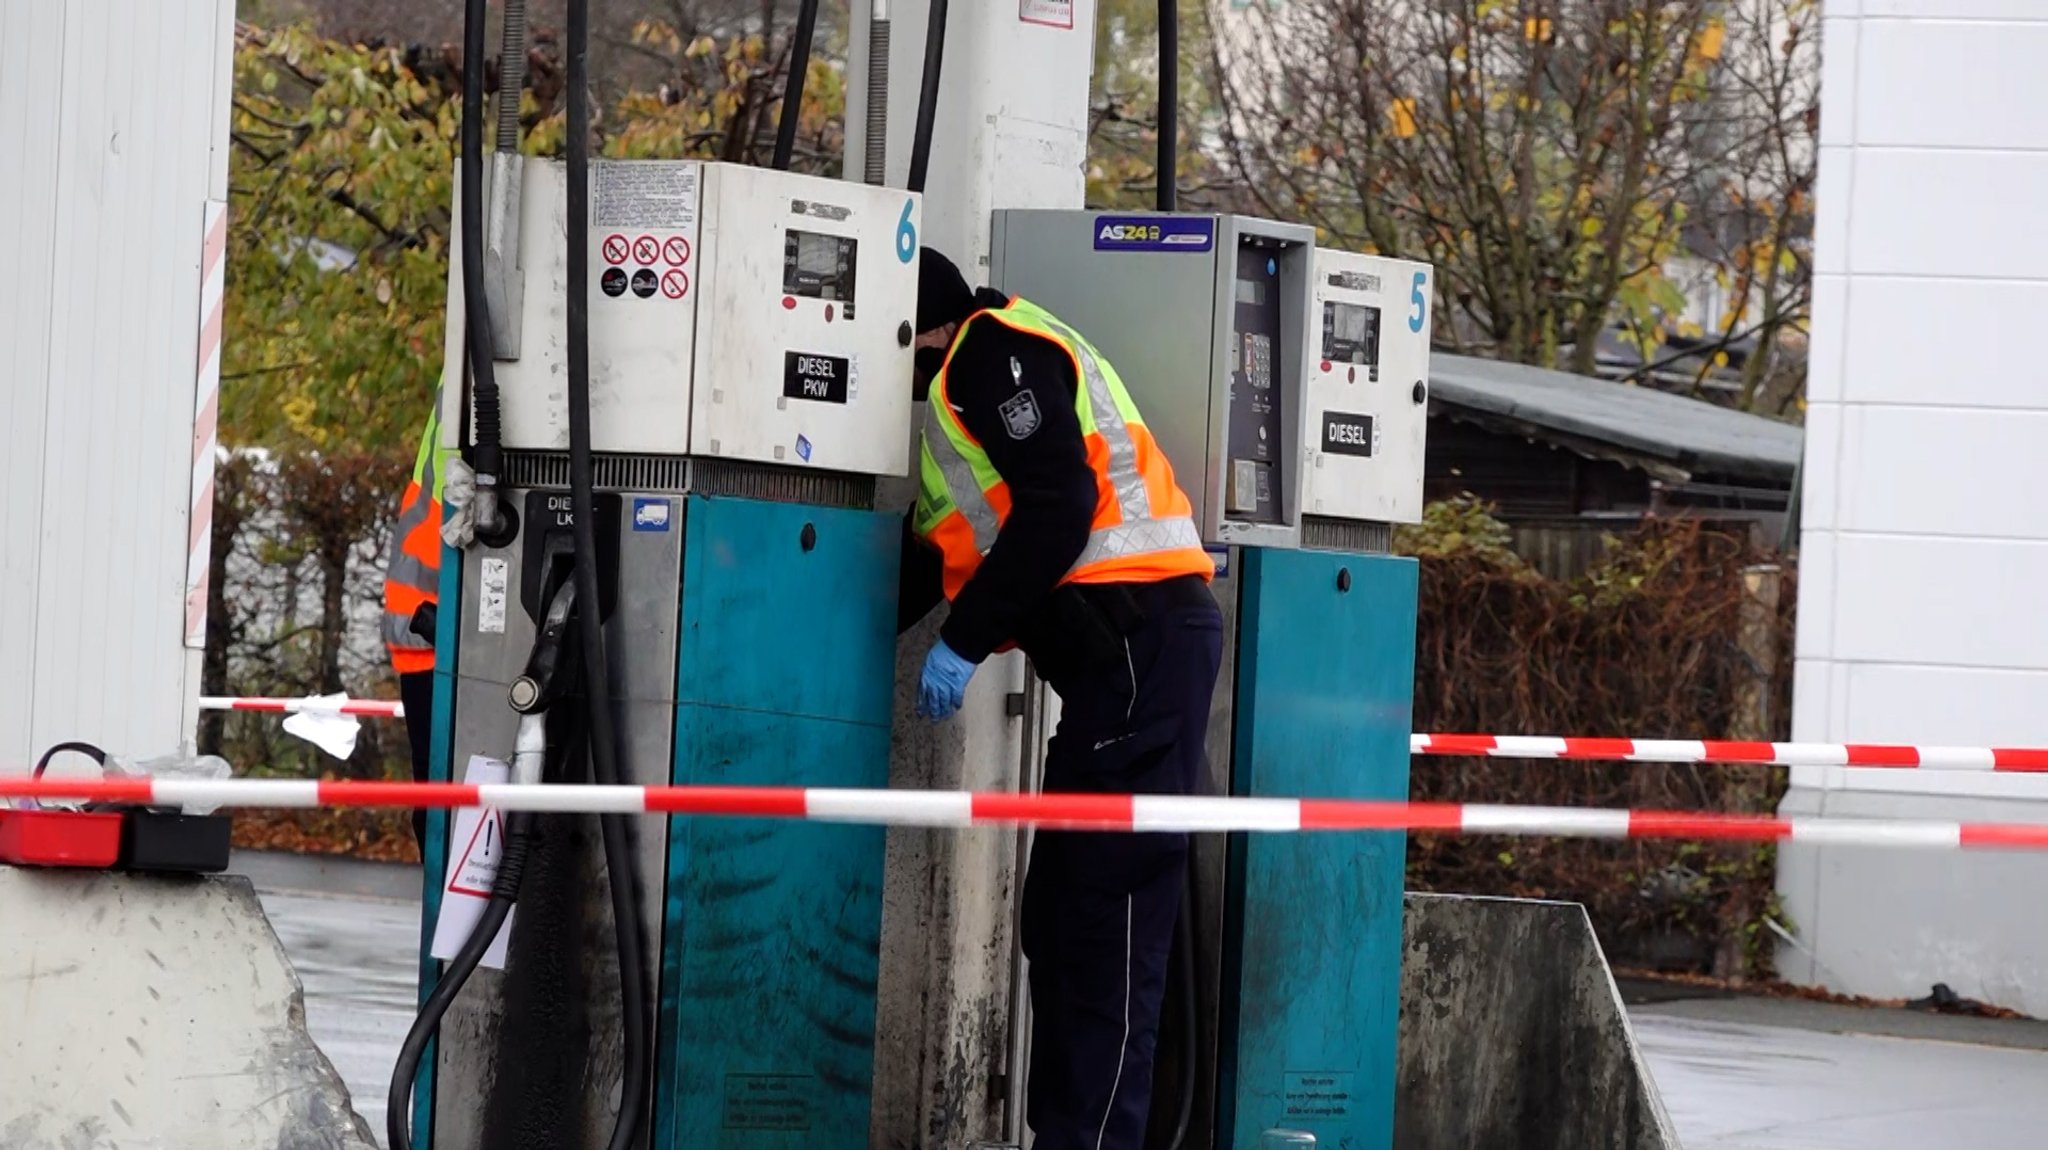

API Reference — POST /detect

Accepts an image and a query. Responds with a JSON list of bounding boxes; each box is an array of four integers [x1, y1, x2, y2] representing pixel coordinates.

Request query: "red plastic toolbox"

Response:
[[0, 808, 125, 868]]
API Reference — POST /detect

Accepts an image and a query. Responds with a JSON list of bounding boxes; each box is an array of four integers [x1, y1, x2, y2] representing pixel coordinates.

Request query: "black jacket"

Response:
[[899, 290, 1098, 662]]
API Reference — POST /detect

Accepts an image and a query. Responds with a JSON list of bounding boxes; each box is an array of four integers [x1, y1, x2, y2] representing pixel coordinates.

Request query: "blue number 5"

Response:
[[1408, 271, 1428, 333]]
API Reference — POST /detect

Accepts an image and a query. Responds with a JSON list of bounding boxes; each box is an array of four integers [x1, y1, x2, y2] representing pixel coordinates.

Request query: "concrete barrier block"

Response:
[[0, 867, 378, 1150], [1397, 893, 1679, 1150]]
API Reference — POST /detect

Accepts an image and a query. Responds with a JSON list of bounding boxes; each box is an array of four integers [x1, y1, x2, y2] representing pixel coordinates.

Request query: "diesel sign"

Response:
[[1321, 412, 1376, 457], [783, 351, 850, 404]]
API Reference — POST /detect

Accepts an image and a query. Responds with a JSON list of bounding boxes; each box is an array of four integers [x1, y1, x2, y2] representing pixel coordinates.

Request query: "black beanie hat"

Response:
[[916, 248, 978, 335]]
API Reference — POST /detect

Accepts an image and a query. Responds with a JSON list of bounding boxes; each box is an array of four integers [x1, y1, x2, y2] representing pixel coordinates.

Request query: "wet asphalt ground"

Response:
[[235, 851, 2048, 1150]]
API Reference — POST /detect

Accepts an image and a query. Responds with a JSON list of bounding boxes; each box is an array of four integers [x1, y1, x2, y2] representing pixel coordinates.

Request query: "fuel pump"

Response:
[[399, 4, 923, 1149], [989, 214, 1434, 1149]]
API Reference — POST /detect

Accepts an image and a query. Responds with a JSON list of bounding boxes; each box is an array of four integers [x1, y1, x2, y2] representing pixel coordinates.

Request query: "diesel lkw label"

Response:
[[1322, 412, 1376, 457], [783, 351, 850, 404]]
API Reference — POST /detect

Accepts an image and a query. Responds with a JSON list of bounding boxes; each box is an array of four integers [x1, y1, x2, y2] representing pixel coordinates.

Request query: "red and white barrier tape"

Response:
[[4, 778, 2047, 851], [198, 696, 404, 718], [185, 200, 228, 649], [187, 701, 2048, 774], [1410, 734, 2048, 772]]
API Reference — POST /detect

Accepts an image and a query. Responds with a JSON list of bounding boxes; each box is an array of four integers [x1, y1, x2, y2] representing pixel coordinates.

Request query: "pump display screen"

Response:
[[1226, 243, 1287, 525], [1323, 300, 1381, 380], [783, 229, 858, 312]]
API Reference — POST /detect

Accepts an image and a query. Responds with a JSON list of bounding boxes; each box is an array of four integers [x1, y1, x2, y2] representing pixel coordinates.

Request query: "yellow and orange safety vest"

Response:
[[913, 297, 1212, 599], [383, 390, 448, 675]]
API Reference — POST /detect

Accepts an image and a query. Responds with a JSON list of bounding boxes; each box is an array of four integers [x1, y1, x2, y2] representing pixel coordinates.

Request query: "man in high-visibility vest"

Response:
[[899, 250, 1223, 1150], [382, 390, 447, 844]]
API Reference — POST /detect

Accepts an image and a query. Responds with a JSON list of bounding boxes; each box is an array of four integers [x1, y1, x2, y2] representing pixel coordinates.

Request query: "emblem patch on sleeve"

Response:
[[998, 391, 1042, 440]]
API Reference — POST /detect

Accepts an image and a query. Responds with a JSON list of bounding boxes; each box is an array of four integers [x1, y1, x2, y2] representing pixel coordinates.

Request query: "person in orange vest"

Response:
[[898, 250, 1222, 1150], [383, 392, 447, 844]]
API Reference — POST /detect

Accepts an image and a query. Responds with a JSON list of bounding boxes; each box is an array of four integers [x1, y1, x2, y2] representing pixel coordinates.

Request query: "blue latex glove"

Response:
[[916, 639, 977, 721]]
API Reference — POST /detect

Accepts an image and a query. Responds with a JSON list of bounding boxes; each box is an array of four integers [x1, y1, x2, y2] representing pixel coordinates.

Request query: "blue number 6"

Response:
[[1408, 270, 1428, 333], [896, 199, 918, 264]]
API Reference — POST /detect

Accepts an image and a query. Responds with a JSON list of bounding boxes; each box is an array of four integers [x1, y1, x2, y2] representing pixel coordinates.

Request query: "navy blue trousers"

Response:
[[399, 669, 436, 844], [1022, 584, 1223, 1150]]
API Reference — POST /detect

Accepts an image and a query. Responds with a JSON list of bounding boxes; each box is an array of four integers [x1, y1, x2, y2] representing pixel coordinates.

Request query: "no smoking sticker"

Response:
[[632, 234, 661, 265], [663, 236, 691, 266], [601, 234, 630, 265], [661, 269, 689, 299]]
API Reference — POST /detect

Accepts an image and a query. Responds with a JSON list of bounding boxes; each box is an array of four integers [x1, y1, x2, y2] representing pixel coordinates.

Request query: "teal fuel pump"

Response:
[[991, 211, 1435, 1149], [397, 2, 926, 1146]]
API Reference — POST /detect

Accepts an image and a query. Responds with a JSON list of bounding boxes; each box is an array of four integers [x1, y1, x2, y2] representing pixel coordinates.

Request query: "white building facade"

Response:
[[0, 0, 235, 768], [1782, 0, 2048, 1015]]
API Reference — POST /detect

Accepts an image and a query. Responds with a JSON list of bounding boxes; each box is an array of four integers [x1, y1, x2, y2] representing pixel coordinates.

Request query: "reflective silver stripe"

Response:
[[386, 492, 433, 580], [387, 394, 444, 657], [1071, 516, 1204, 570], [386, 543, 436, 595], [1038, 315, 1150, 523], [928, 306, 1195, 572], [387, 505, 417, 563], [384, 506, 437, 652], [382, 609, 427, 650], [922, 399, 1000, 552], [383, 549, 436, 652]]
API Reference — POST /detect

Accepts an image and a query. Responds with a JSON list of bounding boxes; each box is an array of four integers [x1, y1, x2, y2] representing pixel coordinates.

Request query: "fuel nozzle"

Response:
[[509, 577, 579, 715]]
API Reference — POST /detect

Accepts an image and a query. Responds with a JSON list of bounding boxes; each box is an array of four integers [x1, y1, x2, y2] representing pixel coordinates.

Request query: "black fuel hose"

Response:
[[905, 0, 948, 194], [31, 741, 107, 781], [387, 811, 535, 1150], [772, 0, 821, 170], [460, 0, 506, 540], [385, 577, 574, 1150], [1157, 5, 1195, 1145], [496, 0, 528, 152], [564, 0, 655, 1145], [864, 5, 890, 184], [1156, 0, 1178, 213]]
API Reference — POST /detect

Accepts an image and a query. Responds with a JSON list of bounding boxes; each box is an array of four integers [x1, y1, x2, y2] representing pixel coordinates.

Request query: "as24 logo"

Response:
[[1093, 217, 1212, 251], [1099, 223, 1164, 244]]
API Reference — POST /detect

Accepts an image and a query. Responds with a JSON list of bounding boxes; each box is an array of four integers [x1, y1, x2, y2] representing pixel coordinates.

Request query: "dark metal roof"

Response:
[[1428, 353, 1803, 484]]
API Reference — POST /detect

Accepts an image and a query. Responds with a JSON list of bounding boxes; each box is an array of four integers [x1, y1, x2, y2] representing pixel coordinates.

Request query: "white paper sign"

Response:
[[431, 754, 515, 970], [478, 558, 509, 634], [1020, 0, 1075, 28]]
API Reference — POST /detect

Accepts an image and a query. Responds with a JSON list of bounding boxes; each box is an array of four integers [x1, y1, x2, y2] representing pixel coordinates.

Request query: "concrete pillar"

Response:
[[847, 3, 1098, 1144], [846, 0, 1098, 279]]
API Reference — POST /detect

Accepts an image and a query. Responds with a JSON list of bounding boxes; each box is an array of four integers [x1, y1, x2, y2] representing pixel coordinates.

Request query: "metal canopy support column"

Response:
[[847, 2, 1099, 1145]]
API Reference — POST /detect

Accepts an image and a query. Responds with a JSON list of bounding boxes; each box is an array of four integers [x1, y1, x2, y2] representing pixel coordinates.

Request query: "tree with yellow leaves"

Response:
[[1089, 0, 1229, 208], [1209, 0, 1816, 412], [223, 17, 845, 456]]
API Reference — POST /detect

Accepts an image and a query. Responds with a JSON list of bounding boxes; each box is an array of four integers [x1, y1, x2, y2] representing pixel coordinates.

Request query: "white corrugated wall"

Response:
[[0, 0, 234, 768]]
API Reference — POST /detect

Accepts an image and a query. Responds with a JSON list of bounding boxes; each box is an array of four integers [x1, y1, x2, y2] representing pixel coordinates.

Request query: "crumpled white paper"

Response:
[[440, 455, 477, 548], [276, 694, 363, 762]]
